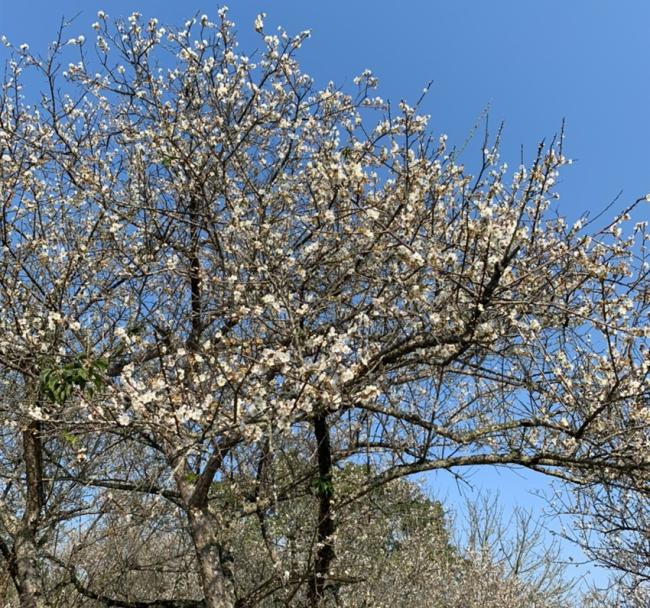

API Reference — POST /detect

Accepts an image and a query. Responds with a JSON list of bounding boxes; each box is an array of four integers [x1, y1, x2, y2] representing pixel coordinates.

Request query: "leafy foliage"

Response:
[[39, 356, 107, 404]]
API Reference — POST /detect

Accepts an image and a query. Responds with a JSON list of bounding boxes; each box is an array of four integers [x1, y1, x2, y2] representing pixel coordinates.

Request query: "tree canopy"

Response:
[[0, 9, 648, 608]]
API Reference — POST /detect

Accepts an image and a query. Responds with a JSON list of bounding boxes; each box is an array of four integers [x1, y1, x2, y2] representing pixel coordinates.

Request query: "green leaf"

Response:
[[310, 476, 334, 497], [185, 472, 200, 484], [39, 354, 107, 404], [61, 431, 79, 447], [94, 358, 109, 370]]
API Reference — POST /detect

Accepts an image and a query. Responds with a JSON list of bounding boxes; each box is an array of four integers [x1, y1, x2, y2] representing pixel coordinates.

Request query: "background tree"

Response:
[[557, 471, 649, 606]]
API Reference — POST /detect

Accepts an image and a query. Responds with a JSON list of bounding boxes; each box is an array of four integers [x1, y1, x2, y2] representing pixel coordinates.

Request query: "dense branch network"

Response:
[[0, 7, 647, 608]]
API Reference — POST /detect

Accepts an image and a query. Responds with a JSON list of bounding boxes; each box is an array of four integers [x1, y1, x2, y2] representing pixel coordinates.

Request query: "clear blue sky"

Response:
[[2, 0, 648, 594], [1, 0, 648, 211]]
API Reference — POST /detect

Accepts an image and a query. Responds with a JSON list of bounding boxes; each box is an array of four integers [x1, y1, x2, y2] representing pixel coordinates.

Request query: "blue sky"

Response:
[[2, 0, 648, 593], [2, 0, 648, 214]]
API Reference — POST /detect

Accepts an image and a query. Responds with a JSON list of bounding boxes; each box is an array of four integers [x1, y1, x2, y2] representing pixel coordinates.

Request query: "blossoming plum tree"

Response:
[[0, 8, 648, 608]]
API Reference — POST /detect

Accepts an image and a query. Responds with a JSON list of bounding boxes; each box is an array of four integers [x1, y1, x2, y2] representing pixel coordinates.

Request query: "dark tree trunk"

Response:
[[308, 414, 335, 607]]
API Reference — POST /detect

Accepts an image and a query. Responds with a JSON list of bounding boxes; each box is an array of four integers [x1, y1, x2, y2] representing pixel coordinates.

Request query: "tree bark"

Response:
[[15, 421, 46, 608], [187, 507, 235, 608], [168, 439, 234, 608], [308, 414, 336, 607]]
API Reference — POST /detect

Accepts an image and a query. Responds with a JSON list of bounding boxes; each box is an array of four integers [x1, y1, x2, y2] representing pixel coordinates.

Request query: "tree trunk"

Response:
[[168, 441, 234, 608], [187, 507, 235, 608], [14, 530, 45, 608], [308, 414, 336, 607], [15, 422, 46, 608]]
